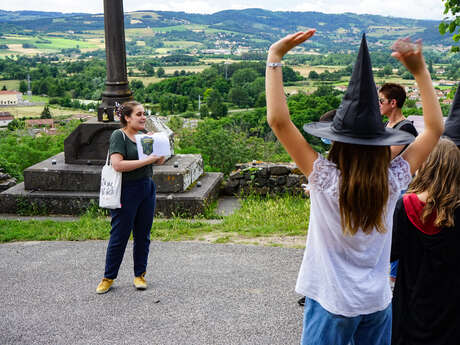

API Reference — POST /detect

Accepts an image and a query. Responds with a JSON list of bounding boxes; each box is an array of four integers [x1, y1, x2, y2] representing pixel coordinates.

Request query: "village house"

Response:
[[25, 119, 54, 128], [0, 112, 14, 127], [0, 91, 22, 105]]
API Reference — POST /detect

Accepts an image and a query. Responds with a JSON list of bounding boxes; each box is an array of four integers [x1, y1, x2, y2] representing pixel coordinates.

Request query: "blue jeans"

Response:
[[301, 298, 392, 345], [104, 178, 156, 279], [390, 261, 398, 279]]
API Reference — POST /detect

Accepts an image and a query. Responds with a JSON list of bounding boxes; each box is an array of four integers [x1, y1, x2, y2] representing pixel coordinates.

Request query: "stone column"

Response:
[[97, 0, 133, 122]]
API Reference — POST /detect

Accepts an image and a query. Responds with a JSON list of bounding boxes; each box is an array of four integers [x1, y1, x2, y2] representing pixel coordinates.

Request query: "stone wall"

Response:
[[222, 161, 308, 196], [0, 169, 16, 192]]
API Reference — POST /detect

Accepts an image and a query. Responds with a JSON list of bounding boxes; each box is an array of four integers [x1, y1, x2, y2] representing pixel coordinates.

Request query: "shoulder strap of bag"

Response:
[[394, 119, 412, 131], [119, 128, 126, 141], [107, 129, 126, 166]]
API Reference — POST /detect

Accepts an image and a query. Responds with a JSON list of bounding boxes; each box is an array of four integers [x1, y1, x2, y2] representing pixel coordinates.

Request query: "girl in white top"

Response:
[[266, 30, 443, 345]]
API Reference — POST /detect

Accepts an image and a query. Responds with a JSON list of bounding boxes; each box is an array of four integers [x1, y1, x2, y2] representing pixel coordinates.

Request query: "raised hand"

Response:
[[391, 38, 426, 76], [268, 29, 316, 61]]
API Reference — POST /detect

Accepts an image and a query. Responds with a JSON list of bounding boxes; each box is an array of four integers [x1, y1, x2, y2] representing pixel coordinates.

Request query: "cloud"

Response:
[[0, 0, 445, 20]]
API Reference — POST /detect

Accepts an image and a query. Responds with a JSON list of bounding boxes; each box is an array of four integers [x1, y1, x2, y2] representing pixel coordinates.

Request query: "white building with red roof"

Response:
[[0, 90, 22, 105], [0, 112, 14, 127]]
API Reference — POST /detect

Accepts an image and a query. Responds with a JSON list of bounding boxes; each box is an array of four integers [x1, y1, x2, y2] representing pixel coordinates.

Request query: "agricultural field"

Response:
[[163, 40, 204, 48], [0, 80, 20, 91], [292, 65, 343, 77], [0, 34, 103, 55], [128, 76, 163, 85], [162, 65, 209, 74], [1, 105, 94, 118]]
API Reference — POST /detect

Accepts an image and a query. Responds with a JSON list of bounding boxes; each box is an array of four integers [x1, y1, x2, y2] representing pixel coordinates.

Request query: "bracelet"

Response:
[[267, 62, 283, 68]]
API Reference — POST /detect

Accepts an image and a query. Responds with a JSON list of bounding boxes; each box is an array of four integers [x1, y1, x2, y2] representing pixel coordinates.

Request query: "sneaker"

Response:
[[96, 278, 114, 294], [134, 272, 147, 290]]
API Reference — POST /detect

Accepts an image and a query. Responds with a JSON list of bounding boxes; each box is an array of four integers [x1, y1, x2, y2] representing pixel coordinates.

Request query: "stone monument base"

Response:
[[0, 173, 222, 217]]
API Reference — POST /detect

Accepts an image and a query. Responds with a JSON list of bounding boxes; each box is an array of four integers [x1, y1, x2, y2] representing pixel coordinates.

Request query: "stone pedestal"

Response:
[[0, 173, 222, 217], [64, 118, 120, 165], [0, 152, 222, 216], [23, 153, 203, 194]]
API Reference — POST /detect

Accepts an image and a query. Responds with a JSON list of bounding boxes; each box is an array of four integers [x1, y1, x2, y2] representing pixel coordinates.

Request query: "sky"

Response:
[[0, 0, 446, 21]]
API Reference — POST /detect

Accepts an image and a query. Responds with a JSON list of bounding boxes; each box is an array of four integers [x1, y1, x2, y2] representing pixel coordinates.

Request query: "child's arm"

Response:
[[266, 30, 318, 177], [394, 39, 444, 175]]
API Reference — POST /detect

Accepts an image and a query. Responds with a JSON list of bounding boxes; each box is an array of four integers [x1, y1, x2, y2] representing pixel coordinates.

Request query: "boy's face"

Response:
[[379, 92, 394, 116]]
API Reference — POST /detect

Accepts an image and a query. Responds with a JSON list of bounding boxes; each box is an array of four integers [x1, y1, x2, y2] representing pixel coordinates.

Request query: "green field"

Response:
[[0, 34, 103, 55], [293, 65, 342, 77], [0, 80, 20, 91], [2, 105, 94, 118], [163, 40, 204, 48], [128, 76, 163, 85]]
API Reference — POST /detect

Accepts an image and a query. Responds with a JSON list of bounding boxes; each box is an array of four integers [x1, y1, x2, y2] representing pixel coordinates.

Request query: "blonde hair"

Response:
[[328, 142, 391, 236], [408, 138, 460, 228]]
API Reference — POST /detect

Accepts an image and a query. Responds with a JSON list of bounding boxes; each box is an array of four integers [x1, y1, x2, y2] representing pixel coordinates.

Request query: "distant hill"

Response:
[[0, 8, 452, 52]]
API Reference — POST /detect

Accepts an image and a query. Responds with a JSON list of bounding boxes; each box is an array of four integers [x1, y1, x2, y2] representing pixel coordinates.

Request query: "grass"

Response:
[[0, 34, 102, 55], [163, 40, 204, 48], [292, 65, 342, 77], [0, 80, 20, 91], [0, 194, 310, 245], [1, 105, 93, 118]]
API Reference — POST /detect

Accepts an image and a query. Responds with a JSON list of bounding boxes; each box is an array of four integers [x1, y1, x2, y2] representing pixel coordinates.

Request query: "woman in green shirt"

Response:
[[96, 101, 165, 294]]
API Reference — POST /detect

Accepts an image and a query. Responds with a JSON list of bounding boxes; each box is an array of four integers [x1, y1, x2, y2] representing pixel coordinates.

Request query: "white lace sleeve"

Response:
[[389, 156, 412, 192], [308, 154, 338, 192]]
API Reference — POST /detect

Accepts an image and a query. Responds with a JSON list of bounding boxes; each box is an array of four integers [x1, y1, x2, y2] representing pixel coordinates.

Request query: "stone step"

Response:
[[0, 172, 223, 217], [23, 153, 203, 193]]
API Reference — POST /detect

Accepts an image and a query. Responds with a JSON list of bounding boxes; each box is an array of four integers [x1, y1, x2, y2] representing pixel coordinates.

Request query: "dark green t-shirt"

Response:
[[109, 129, 153, 182]]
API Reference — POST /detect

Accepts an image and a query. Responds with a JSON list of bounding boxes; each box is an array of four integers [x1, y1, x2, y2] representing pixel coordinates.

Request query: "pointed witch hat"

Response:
[[303, 34, 415, 146], [443, 84, 460, 146]]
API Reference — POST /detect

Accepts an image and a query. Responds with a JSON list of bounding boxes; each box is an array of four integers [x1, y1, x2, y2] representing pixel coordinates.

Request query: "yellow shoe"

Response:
[[133, 273, 147, 290], [96, 278, 114, 294]]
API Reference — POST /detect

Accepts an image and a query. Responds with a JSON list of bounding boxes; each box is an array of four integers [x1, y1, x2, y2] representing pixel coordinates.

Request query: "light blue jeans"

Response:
[[301, 298, 392, 345]]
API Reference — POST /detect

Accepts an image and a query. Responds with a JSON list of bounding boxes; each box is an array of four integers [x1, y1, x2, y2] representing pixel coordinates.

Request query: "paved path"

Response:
[[0, 241, 305, 345]]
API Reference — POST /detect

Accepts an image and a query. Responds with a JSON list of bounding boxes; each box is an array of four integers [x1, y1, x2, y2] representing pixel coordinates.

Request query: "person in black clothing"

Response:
[[391, 138, 460, 345], [444, 84, 460, 149], [379, 83, 418, 288], [379, 83, 418, 158]]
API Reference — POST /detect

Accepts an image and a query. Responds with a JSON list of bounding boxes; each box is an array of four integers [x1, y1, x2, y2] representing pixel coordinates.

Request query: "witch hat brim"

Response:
[[304, 122, 415, 146], [303, 34, 416, 146], [443, 84, 460, 145]]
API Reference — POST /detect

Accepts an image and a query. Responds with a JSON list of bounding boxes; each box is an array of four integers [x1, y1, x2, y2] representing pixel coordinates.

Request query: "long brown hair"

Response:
[[407, 138, 460, 228], [328, 142, 391, 236]]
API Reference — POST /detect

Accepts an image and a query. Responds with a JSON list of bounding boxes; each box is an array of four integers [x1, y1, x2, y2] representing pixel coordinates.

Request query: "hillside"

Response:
[[0, 8, 452, 55]]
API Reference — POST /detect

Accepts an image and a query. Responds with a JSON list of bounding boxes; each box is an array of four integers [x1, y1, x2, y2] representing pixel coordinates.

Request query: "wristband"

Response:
[[267, 62, 283, 68]]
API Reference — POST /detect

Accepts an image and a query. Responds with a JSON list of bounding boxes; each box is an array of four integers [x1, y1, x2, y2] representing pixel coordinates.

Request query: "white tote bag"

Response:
[[99, 149, 122, 209], [99, 151, 122, 209]]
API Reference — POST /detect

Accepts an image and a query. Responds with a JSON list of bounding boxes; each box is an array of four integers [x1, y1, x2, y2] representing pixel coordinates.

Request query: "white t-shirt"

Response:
[[295, 154, 412, 317]]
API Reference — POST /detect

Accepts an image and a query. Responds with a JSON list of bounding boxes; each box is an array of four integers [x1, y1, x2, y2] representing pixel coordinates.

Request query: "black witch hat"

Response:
[[444, 84, 460, 146], [303, 34, 415, 146]]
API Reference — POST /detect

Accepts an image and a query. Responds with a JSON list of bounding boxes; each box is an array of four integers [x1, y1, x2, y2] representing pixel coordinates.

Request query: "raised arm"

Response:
[[393, 39, 444, 175], [266, 30, 318, 177]]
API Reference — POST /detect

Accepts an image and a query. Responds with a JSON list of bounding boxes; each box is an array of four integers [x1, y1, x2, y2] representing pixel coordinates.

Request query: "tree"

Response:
[[439, 0, 460, 52], [40, 105, 52, 119], [228, 87, 250, 108], [383, 64, 393, 76], [7, 119, 25, 131], [156, 67, 165, 78], [199, 104, 209, 118], [1, 85, 6, 91], [206, 89, 227, 119], [19, 80, 28, 94], [231, 68, 258, 86], [308, 71, 319, 79]]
